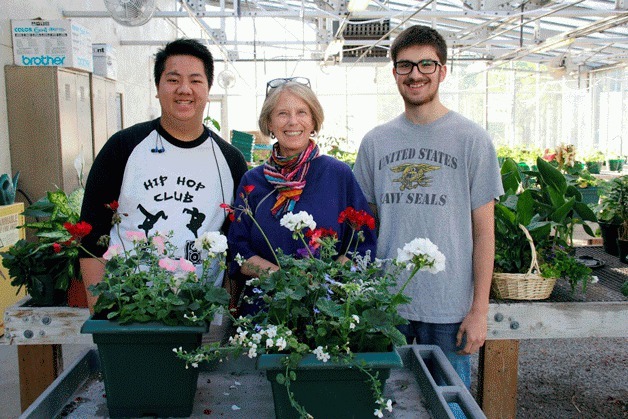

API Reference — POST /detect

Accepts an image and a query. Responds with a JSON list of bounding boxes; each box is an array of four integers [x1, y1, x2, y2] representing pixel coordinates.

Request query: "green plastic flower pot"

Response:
[[585, 161, 602, 174], [81, 317, 206, 418], [578, 186, 599, 204], [257, 349, 403, 419], [608, 159, 624, 172]]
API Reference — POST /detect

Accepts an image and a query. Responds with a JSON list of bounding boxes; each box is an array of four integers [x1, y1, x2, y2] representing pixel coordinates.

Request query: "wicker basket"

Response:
[[492, 225, 557, 300]]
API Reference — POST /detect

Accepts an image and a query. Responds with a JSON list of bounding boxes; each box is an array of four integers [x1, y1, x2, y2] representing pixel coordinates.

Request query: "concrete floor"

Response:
[[0, 343, 93, 419]]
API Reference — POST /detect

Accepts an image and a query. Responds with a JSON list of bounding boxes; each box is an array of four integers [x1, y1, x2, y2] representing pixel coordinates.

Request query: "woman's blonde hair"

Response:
[[258, 82, 324, 137]]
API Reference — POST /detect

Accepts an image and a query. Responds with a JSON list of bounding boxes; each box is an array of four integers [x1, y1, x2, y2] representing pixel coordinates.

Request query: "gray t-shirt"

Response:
[[353, 111, 503, 323]]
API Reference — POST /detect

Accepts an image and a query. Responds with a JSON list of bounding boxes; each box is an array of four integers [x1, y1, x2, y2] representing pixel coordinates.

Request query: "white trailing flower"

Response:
[[280, 211, 317, 232], [266, 325, 278, 338], [275, 337, 287, 351], [385, 399, 393, 412], [396, 238, 446, 274], [194, 231, 228, 256], [313, 346, 330, 362], [247, 344, 258, 358], [234, 253, 245, 266]]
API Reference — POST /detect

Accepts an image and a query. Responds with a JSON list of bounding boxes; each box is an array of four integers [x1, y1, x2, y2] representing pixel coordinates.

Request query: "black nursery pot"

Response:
[[599, 222, 620, 256], [617, 238, 628, 265]]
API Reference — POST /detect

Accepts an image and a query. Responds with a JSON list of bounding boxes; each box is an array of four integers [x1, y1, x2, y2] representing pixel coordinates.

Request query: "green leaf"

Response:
[[549, 197, 575, 223], [537, 157, 567, 195], [516, 190, 534, 226], [275, 373, 286, 385], [573, 201, 597, 222], [500, 158, 521, 194], [315, 298, 343, 318]]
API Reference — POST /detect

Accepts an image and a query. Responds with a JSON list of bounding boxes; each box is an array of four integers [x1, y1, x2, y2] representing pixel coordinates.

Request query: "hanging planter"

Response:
[[81, 317, 206, 418]]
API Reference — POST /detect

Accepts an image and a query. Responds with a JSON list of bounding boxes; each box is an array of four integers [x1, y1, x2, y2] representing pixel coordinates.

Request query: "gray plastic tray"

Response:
[[20, 345, 485, 419]]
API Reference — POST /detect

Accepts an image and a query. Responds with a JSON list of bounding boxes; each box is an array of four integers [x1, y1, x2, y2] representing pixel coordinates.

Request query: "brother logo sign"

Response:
[[21, 55, 66, 66]]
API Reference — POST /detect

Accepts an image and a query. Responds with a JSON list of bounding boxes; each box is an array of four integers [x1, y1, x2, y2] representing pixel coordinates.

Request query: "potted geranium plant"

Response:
[[1, 188, 85, 306], [75, 202, 231, 418], [176, 187, 446, 418]]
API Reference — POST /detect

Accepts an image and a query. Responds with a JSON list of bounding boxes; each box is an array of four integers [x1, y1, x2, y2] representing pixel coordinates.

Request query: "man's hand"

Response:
[[456, 309, 488, 355]]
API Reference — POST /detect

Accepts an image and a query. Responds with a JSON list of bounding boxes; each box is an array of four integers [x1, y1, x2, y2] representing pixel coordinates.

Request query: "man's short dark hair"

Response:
[[154, 38, 214, 87], [390, 25, 448, 65]]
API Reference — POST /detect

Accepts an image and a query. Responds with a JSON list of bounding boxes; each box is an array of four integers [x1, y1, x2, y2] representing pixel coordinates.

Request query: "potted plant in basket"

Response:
[[176, 186, 446, 418], [493, 158, 595, 299], [74, 202, 231, 418]]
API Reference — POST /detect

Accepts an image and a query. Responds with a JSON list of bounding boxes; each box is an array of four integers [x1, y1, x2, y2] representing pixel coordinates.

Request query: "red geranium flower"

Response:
[[306, 227, 338, 249], [243, 185, 255, 194], [52, 243, 62, 253], [338, 207, 375, 231], [105, 200, 119, 211], [63, 221, 93, 240]]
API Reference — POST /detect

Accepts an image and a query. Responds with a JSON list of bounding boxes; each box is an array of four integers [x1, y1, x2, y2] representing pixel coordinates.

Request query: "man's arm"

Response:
[[456, 200, 495, 354], [80, 257, 105, 313]]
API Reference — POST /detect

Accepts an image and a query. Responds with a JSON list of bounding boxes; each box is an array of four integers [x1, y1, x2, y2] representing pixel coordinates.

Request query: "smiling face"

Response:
[[393, 45, 447, 109], [268, 91, 315, 156], [156, 55, 209, 139]]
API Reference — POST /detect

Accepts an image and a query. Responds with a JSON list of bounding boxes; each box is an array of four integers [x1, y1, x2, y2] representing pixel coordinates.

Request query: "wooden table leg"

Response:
[[18, 344, 63, 412], [477, 339, 519, 419]]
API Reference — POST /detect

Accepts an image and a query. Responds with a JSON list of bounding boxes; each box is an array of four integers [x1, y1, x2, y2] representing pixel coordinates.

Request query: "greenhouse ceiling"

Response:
[[65, 0, 628, 72]]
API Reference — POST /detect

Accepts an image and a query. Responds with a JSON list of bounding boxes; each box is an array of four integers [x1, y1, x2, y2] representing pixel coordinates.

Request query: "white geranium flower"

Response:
[[280, 211, 316, 232], [194, 231, 228, 256], [396, 238, 446, 274], [235, 253, 245, 266], [352, 315, 360, 324]]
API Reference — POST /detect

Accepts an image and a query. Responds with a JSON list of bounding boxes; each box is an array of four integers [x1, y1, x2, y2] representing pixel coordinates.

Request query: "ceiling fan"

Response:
[[104, 0, 156, 27]]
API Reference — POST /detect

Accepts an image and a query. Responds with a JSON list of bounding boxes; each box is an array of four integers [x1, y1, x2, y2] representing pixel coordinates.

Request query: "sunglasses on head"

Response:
[[266, 77, 311, 96]]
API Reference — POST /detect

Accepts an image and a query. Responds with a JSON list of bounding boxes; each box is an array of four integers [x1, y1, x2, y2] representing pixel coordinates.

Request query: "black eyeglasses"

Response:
[[266, 77, 311, 96], [394, 60, 442, 75]]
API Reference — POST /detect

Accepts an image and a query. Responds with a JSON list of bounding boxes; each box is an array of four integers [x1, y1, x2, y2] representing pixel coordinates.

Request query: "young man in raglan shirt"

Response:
[[353, 25, 504, 389], [79, 38, 248, 310]]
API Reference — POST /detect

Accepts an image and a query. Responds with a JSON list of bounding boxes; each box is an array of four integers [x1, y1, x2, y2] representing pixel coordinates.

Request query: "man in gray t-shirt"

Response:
[[353, 25, 503, 389]]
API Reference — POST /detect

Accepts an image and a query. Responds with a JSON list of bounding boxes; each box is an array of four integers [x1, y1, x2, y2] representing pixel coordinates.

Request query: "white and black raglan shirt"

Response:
[[80, 118, 248, 283]]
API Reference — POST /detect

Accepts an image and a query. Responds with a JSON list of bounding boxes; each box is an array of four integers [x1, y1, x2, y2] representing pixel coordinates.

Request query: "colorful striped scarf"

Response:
[[264, 140, 320, 218]]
